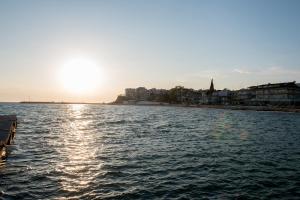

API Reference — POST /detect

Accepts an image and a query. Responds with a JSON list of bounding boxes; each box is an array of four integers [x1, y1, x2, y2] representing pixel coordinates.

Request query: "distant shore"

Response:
[[19, 101, 104, 105], [111, 102, 300, 113], [196, 104, 300, 113]]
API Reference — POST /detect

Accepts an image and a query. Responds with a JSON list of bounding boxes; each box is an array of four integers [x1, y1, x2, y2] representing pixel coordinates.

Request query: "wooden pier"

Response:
[[0, 115, 17, 159]]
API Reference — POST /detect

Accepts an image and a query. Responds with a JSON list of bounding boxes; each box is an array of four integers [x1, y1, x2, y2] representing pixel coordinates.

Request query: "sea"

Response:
[[0, 103, 300, 199]]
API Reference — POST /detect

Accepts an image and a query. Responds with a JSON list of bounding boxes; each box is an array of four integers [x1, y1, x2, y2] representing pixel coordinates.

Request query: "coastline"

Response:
[[18, 101, 104, 105], [111, 103, 300, 113]]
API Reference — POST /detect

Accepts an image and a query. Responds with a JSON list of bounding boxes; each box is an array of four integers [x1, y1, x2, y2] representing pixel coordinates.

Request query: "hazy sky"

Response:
[[1, 0, 300, 102]]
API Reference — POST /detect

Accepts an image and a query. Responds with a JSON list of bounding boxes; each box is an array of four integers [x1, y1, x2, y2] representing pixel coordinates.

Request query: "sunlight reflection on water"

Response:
[[55, 104, 101, 192]]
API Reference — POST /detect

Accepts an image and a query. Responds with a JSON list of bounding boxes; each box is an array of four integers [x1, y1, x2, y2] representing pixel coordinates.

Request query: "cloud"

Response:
[[233, 68, 251, 74], [260, 66, 300, 76], [233, 66, 300, 78]]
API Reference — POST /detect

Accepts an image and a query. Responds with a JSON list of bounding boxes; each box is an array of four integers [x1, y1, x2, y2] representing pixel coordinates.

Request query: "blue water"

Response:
[[0, 104, 300, 199]]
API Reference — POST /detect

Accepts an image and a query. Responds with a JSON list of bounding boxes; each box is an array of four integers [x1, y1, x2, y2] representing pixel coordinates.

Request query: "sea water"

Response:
[[0, 104, 300, 199]]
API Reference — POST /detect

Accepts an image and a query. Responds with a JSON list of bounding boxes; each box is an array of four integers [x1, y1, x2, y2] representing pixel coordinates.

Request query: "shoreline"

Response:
[[18, 101, 104, 105], [111, 103, 300, 113]]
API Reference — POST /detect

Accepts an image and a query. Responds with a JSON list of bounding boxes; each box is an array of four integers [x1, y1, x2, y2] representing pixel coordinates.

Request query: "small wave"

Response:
[[1, 104, 300, 199]]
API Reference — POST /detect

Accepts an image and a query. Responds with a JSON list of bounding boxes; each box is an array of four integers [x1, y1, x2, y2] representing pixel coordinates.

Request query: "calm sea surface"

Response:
[[0, 104, 300, 199]]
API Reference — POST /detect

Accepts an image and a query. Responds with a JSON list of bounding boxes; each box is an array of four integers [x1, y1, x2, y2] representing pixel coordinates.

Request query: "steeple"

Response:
[[209, 78, 214, 92]]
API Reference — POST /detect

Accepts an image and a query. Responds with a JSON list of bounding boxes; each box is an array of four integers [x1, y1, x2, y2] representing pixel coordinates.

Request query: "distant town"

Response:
[[114, 80, 300, 107]]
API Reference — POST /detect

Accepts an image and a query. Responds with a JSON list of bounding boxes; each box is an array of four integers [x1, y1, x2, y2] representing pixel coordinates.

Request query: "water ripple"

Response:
[[0, 104, 300, 199]]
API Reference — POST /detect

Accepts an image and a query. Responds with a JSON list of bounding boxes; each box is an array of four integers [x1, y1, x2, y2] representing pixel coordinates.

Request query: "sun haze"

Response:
[[59, 58, 102, 95], [0, 0, 300, 102]]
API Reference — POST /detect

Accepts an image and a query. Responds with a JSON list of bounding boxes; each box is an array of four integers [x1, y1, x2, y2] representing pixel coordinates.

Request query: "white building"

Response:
[[125, 88, 136, 99]]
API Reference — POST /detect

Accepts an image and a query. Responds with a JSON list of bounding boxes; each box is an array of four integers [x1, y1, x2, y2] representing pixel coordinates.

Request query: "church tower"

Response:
[[209, 78, 214, 93]]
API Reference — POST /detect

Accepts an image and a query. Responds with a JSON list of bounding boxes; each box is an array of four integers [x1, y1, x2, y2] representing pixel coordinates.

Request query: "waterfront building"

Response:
[[136, 87, 150, 100], [149, 88, 167, 95], [249, 81, 300, 106], [216, 89, 232, 105], [181, 89, 202, 104], [125, 88, 137, 100], [198, 91, 209, 104], [231, 89, 255, 105], [125, 87, 167, 102], [148, 88, 168, 101]]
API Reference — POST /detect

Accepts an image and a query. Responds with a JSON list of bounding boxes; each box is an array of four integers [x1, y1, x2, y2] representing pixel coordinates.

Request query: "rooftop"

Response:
[[249, 81, 298, 90]]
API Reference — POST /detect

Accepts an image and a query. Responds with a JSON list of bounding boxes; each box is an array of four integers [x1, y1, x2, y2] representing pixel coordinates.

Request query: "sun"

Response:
[[59, 58, 102, 94]]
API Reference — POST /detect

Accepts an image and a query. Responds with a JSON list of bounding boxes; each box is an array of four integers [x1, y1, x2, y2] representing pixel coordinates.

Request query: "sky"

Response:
[[0, 0, 300, 102]]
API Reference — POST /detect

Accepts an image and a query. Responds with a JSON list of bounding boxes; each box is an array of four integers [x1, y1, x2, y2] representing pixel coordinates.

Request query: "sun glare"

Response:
[[60, 58, 102, 94]]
